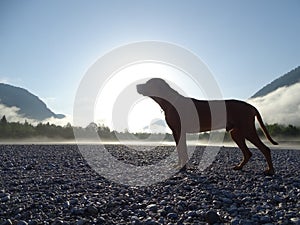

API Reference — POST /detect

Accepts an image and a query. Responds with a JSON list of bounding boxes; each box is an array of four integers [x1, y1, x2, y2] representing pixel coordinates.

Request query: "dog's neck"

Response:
[[150, 96, 181, 113]]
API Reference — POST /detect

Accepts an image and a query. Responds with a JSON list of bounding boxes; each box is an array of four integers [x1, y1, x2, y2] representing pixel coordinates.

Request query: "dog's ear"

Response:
[[148, 78, 168, 86]]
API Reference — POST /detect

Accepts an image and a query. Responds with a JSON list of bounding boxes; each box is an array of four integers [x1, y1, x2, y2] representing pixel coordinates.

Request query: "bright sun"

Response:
[[94, 62, 205, 133]]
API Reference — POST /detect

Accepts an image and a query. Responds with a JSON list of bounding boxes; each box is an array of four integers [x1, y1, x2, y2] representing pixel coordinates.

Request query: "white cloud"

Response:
[[0, 104, 25, 122], [0, 103, 72, 126], [41, 114, 72, 126], [248, 82, 300, 126]]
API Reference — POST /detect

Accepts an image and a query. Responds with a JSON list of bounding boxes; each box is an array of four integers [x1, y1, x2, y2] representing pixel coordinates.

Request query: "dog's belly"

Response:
[[183, 117, 227, 133]]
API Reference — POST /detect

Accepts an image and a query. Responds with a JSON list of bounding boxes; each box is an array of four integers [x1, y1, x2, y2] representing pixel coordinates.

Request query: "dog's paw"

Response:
[[179, 165, 187, 172], [264, 168, 275, 176], [232, 165, 243, 170], [173, 163, 187, 172]]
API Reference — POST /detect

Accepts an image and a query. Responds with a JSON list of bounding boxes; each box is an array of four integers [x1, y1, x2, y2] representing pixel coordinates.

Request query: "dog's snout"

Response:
[[136, 84, 144, 94]]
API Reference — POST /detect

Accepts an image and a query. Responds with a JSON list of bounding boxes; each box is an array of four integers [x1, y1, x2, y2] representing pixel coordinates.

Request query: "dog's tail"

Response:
[[255, 109, 278, 145]]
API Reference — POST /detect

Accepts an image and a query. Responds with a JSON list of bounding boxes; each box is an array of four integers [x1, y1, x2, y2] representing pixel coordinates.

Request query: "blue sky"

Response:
[[1, 0, 300, 116]]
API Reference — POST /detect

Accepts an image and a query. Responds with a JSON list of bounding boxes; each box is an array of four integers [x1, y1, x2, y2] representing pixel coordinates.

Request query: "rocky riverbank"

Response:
[[0, 144, 299, 225]]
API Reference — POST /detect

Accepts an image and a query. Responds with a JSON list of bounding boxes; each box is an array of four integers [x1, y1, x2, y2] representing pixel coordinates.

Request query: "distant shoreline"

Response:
[[1, 139, 299, 150]]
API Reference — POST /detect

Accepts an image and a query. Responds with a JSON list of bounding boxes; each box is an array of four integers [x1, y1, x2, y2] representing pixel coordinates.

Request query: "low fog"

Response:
[[248, 82, 300, 126]]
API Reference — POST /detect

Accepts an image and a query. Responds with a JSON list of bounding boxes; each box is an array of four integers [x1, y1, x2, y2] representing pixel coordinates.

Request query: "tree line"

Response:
[[0, 115, 173, 141], [0, 115, 74, 139], [0, 115, 300, 141]]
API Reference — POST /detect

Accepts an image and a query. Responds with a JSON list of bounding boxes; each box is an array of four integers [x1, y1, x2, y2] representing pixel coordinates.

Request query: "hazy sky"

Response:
[[1, 0, 300, 117]]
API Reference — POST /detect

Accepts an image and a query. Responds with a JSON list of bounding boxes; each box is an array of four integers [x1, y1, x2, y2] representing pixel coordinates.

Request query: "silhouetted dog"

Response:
[[137, 78, 278, 175]]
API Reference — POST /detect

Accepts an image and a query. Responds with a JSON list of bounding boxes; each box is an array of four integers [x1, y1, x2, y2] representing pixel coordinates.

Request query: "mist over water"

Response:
[[1, 138, 299, 150]]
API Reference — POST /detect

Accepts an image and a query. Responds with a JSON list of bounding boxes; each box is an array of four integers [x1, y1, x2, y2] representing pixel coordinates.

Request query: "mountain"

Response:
[[0, 83, 65, 121], [251, 66, 300, 98]]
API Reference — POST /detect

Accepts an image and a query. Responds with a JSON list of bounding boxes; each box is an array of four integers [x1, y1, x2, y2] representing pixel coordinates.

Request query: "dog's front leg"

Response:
[[172, 129, 188, 169]]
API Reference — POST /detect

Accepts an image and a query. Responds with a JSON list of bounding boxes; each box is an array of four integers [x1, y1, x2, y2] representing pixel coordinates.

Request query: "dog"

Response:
[[137, 78, 278, 175]]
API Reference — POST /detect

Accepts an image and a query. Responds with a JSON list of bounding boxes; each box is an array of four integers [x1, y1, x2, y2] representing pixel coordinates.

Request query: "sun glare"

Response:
[[127, 98, 165, 133], [94, 62, 205, 132]]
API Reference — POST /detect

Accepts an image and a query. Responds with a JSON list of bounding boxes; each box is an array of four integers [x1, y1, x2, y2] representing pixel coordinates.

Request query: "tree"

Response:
[[0, 115, 7, 125], [284, 124, 299, 137], [0, 115, 8, 138]]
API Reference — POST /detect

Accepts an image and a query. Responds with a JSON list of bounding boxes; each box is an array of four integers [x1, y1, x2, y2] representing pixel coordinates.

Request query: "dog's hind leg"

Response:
[[230, 128, 252, 170], [245, 128, 275, 175]]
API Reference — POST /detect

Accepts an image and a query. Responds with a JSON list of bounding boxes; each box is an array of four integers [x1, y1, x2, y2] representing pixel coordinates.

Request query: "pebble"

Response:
[[205, 210, 221, 224], [144, 218, 157, 225], [0, 145, 299, 224], [0, 194, 10, 203], [0, 220, 12, 225], [146, 203, 158, 212], [230, 217, 240, 225], [273, 195, 283, 203], [221, 197, 233, 204], [239, 219, 253, 225], [28, 220, 38, 225], [51, 220, 64, 225], [96, 217, 106, 224], [260, 215, 271, 223], [167, 212, 178, 220], [16, 221, 28, 225], [76, 219, 88, 225], [290, 218, 300, 225], [85, 205, 98, 216], [121, 209, 129, 217]]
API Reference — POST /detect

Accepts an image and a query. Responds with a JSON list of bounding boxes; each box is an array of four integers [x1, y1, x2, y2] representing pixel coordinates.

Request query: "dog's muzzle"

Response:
[[136, 84, 145, 95]]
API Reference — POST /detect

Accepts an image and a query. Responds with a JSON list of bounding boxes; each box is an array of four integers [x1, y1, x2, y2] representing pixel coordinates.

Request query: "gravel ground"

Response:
[[0, 144, 299, 225]]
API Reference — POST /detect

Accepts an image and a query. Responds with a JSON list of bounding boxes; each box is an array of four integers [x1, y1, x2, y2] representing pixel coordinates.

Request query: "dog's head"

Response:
[[136, 78, 172, 97]]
